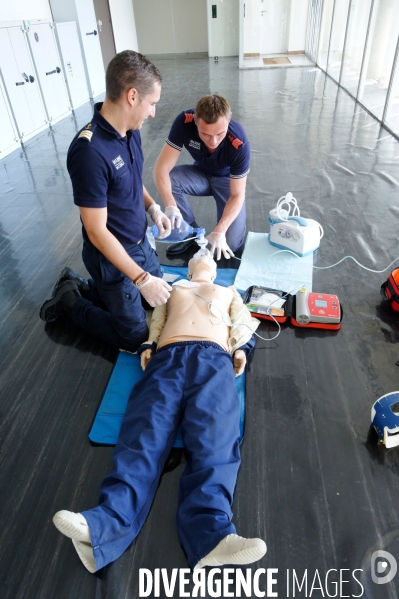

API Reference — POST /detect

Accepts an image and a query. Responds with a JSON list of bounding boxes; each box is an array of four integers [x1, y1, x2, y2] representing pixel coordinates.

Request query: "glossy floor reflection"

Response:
[[1, 55, 399, 598]]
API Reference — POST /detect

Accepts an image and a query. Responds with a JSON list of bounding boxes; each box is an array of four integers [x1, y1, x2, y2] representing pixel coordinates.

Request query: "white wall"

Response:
[[287, 0, 310, 53], [0, 0, 52, 22], [207, 0, 239, 57], [108, 0, 138, 53], [132, 0, 208, 55]]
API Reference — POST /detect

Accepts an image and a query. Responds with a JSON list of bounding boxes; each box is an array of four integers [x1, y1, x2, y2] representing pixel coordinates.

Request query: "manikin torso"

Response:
[[157, 280, 234, 351]]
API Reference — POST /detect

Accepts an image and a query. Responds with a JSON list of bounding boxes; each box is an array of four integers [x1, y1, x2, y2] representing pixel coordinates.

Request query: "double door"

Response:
[[0, 25, 48, 143], [0, 78, 21, 159], [25, 20, 72, 125]]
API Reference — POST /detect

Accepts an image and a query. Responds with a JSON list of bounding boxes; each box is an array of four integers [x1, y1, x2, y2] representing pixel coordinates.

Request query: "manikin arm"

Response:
[[228, 286, 259, 354], [139, 303, 167, 370], [229, 286, 259, 377], [233, 349, 246, 376]]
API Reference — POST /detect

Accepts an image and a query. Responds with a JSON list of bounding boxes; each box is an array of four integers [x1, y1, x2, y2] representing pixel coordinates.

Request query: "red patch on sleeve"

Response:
[[228, 134, 244, 150], [184, 113, 195, 124]]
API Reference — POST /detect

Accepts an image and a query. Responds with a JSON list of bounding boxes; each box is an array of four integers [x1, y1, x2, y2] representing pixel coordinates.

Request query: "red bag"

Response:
[[381, 268, 399, 312]]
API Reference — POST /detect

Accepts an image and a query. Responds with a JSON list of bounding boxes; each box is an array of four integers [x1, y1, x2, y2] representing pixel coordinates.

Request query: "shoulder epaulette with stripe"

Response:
[[184, 113, 195, 124], [227, 134, 244, 150], [78, 122, 94, 142]]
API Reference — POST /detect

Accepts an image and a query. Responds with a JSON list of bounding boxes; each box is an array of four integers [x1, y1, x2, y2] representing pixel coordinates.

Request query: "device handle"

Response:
[[295, 290, 310, 324], [287, 216, 308, 226]]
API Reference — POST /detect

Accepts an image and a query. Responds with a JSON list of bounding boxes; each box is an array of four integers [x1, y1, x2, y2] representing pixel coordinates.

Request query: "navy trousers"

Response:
[[170, 165, 246, 252], [71, 235, 162, 352], [82, 341, 241, 570]]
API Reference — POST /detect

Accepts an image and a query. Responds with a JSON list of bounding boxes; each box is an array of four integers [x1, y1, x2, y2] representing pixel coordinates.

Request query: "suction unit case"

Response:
[[269, 217, 322, 257]]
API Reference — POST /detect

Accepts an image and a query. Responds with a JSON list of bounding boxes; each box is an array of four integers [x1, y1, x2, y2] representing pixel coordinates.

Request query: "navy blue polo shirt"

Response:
[[166, 109, 250, 178], [67, 103, 147, 246]]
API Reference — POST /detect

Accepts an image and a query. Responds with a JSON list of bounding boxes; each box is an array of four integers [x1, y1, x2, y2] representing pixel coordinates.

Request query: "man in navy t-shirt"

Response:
[[40, 51, 172, 352], [154, 95, 250, 259]]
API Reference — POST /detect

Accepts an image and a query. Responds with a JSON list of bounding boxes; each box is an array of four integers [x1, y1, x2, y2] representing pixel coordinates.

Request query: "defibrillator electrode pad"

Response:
[[209, 299, 232, 326], [172, 280, 200, 288]]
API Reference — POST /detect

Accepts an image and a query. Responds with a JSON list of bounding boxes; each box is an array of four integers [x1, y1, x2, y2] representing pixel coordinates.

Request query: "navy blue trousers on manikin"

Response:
[[70, 235, 163, 353], [82, 341, 241, 571]]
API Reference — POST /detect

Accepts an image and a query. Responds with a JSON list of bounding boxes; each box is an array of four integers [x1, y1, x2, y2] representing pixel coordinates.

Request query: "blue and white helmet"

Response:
[[371, 392, 399, 448]]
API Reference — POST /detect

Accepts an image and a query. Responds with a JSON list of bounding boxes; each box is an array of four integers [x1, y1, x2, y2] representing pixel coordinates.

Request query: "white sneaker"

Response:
[[72, 539, 96, 573], [53, 510, 91, 542], [194, 534, 266, 570], [53, 510, 96, 573]]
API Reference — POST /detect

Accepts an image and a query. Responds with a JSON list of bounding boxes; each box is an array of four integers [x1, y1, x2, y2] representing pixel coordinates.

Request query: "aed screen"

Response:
[[315, 300, 328, 307]]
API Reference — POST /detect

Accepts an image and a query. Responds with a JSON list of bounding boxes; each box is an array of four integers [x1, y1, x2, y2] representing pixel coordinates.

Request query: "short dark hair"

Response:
[[106, 50, 162, 102], [195, 95, 232, 124]]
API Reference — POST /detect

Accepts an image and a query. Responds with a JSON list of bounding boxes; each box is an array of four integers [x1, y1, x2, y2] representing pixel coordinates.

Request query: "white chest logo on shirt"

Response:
[[112, 155, 125, 170], [189, 139, 201, 151]]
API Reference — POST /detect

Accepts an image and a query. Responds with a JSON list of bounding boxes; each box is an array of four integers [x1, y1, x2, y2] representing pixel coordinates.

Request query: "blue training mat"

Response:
[[88, 266, 246, 447]]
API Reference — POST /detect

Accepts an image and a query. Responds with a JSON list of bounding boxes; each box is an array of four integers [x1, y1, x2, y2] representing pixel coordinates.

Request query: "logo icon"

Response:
[[371, 550, 397, 584]]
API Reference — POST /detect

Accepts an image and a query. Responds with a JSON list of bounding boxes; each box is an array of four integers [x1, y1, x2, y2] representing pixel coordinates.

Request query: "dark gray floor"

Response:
[[1, 55, 399, 598]]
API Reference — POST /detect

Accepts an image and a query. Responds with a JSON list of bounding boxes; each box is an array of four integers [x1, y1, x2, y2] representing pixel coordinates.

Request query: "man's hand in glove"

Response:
[[147, 204, 171, 239], [135, 273, 171, 307], [206, 231, 234, 260], [165, 205, 182, 229]]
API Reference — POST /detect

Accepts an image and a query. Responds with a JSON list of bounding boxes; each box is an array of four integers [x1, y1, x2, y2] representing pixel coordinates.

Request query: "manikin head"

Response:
[[187, 254, 217, 283]]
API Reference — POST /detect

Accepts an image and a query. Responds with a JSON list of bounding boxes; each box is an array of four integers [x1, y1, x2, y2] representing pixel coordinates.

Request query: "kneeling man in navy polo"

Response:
[[153, 95, 250, 260], [40, 51, 172, 352]]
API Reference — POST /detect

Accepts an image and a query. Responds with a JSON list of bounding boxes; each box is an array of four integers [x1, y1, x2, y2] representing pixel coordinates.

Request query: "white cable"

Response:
[[313, 254, 399, 273], [265, 248, 399, 274]]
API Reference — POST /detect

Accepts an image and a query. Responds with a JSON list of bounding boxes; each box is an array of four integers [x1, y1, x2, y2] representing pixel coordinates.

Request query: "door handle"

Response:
[[86, 30, 98, 36]]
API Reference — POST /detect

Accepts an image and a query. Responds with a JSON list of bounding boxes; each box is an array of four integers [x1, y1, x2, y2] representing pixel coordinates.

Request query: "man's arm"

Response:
[[206, 176, 247, 259], [213, 176, 247, 235], [153, 143, 181, 208], [143, 185, 157, 211], [80, 206, 171, 306], [80, 206, 144, 280]]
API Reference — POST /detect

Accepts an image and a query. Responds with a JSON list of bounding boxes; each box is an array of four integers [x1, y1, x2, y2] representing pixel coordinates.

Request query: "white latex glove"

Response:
[[206, 231, 234, 260], [147, 204, 171, 239], [140, 348, 153, 371], [233, 349, 246, 377], [165, 205, 182, 229], [137, 274, 172, 307]]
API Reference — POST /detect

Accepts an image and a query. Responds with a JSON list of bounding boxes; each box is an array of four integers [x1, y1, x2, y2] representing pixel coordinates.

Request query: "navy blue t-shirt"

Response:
[[67, 103, 147, 247], [166, 109, 250, 178]]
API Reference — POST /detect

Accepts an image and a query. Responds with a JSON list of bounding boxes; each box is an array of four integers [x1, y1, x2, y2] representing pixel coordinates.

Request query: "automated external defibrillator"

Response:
[[242, 286, 342, 330]]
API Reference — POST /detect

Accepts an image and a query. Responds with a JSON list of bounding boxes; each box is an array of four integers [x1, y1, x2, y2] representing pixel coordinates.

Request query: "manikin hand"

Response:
[[206, 231, 234, 260], [147, 204, 171, 239], [233, 349, 246, 376], [140, 349, 153, 371], [165, 205, 182, 229], [138, 274, 172, 307]]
